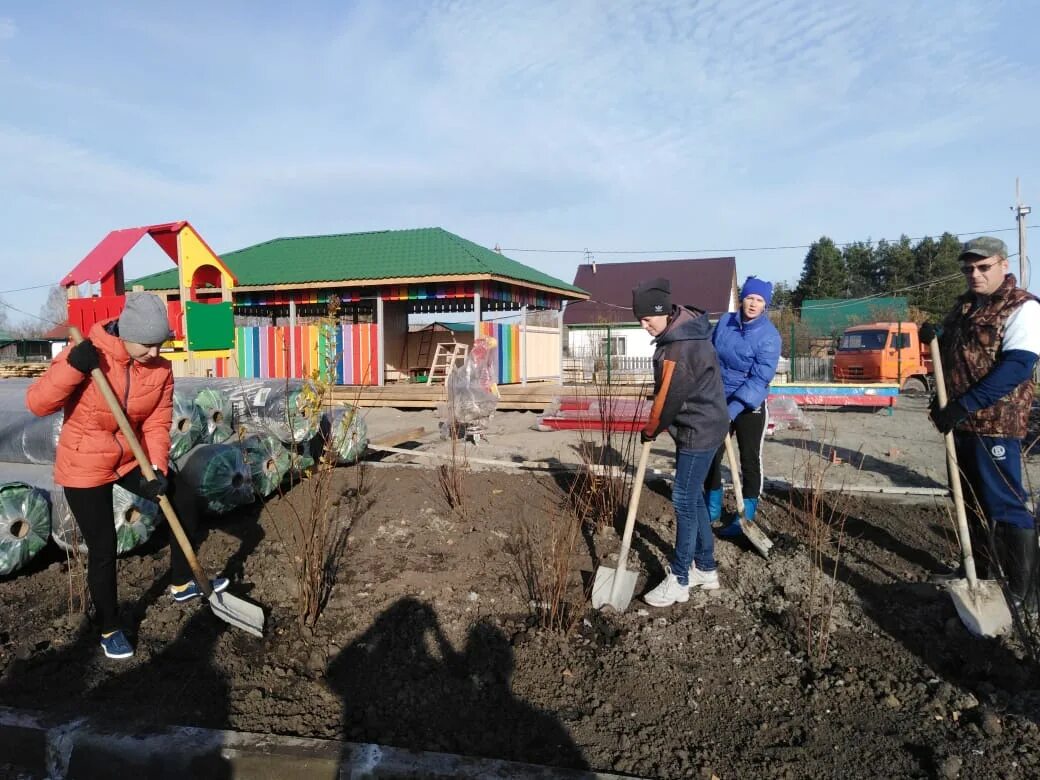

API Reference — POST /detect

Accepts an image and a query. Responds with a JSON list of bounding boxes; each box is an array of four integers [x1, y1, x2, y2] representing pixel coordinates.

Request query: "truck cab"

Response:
[[832, 321, 933, 393]]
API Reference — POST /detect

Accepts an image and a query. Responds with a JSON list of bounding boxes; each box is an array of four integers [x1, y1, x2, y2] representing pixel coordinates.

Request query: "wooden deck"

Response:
[[330, 381, 651, 410]]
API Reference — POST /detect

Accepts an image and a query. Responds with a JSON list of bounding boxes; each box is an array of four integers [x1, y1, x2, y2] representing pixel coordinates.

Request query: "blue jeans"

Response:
[[671, 446, 718, 584]]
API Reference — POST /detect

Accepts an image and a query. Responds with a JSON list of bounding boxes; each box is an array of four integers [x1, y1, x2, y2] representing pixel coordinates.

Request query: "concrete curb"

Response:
[[0, 706, 635, 779]]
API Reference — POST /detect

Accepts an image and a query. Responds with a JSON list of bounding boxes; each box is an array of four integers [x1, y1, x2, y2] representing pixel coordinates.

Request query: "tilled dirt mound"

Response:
[[1, 464, 1039, 779]]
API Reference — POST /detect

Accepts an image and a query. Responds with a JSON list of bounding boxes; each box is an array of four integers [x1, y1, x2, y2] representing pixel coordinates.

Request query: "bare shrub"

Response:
[[266, 296, 364, 627], [509, 500, 585, 633], [784, 427, 852, 664], [569, 340, 646, 532], [437, 409, 467, 510]]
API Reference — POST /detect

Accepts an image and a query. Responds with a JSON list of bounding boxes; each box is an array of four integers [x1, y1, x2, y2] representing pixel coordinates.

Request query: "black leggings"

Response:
[[64, 468, 201, 634], [704, 402, 769, 499]]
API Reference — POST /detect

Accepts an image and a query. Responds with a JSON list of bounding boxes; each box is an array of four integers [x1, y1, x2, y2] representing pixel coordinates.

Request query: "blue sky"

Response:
[[2, 0, 1038, 329]]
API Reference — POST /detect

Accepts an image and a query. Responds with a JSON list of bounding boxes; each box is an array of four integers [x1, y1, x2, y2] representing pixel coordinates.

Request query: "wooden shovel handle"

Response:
[[68, 326, 213, 597], [928, 335, 979, 586], [724, 434, 745, 509]]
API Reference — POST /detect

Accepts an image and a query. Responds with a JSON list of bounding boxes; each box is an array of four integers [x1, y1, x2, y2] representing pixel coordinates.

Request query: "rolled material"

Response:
[[315, 406, 368, 465], [50, 485, 159, 556], [0, 482, 51, 576], [170, 388, 206, 460], [237, 431, 291, 498], [175, 378, 320, 445], [193, 388, 234, 444], [0, 412, 61, 465], [176, 443, 255, 514]]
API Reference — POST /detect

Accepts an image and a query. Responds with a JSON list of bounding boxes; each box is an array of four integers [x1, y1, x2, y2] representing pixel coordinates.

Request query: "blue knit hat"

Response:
[[740, 276, 772, 306]]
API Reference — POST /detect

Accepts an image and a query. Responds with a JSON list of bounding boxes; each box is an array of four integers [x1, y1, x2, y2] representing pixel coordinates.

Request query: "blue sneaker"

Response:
[[170, 577, 230, 603], [100, 630, 134, 659]]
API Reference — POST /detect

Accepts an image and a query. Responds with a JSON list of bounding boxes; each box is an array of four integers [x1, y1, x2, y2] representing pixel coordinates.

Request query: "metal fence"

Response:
[[563, 354, 653, 384], [787, 357, 833, 383]]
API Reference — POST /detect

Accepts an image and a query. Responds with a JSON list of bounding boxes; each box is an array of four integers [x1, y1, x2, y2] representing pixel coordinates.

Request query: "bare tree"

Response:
[[38, 286, 68, 329]]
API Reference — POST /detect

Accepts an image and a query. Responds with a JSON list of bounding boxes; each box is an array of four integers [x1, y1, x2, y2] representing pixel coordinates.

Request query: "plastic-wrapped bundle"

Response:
[[170, 389, 206, 460], [245, 383, 320, 445], [194, 388, 234, 444], [0, 482, 51, 576], [174, 378, 320, 445], [0, 412, 61, 465], [237, 431, 291, 498], [176, 444, 255, 514], [445, 338, 500, 424], [314, 406, 368, 465], [50, 484, 160, 556]]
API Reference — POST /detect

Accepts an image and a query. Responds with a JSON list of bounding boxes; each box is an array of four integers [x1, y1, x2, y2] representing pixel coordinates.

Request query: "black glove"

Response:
[[640, 428, 656, 444], [67, 339, 100, 374], [139, 471, 168, 500], [918, 322, 938, 345], [929, 397, 969, 434]]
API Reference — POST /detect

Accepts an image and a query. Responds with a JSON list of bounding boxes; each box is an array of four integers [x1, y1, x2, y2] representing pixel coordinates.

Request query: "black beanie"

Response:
[[632, 277, 672, 318]]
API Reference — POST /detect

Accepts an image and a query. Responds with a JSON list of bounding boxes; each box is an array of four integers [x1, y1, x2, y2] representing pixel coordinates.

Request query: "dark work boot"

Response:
[[994, 524, 1039, 614]]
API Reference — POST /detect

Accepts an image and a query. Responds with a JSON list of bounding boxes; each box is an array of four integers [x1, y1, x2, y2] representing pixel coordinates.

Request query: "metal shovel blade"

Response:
[[740, 519, 774, 559], [208, 591, 265, 638], [591, 565, 639, 612], [946, 578, 1012, 638]]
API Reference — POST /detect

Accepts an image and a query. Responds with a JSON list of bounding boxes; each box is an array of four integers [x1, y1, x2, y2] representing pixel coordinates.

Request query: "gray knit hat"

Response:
[[118, 293, 173, 345]]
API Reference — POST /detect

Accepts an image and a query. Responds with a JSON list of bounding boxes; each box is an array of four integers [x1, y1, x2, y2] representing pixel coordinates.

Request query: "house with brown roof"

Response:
[[563, 257, 738, 363]]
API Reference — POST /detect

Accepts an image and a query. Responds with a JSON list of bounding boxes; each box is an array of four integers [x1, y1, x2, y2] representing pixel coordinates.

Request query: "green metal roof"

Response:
[[800, 297, 909, 337], [130, 227, 585, 296]]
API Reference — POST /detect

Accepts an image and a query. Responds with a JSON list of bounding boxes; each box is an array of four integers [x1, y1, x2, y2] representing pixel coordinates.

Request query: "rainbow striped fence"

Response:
[[478, 322, 521, 384], [229, 324, 379, 385]]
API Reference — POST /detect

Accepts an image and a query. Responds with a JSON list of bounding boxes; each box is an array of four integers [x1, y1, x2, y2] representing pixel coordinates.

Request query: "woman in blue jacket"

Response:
[[705, 276, 782, 537]]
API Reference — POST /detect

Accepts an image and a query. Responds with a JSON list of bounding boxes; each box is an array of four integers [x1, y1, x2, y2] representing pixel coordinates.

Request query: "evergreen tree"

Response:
[[770, 280, 793, 311], [874, 235, 915, 294], [843, 241, 876, 297], [793, 237, 846, 306]]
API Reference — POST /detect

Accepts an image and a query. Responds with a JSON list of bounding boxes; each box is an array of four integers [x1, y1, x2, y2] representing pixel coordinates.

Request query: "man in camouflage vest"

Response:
[[928, 236, 1040, 613]]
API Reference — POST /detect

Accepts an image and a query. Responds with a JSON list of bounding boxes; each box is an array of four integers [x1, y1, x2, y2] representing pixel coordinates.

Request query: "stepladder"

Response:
[[427, 342, 469, 384]]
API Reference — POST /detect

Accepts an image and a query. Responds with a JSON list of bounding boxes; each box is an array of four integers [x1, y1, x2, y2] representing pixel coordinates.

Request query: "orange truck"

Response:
[[832, 321, 933, 393]]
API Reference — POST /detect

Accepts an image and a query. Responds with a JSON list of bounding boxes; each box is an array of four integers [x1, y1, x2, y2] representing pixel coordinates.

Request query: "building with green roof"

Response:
[[130, 226, 587, 385]]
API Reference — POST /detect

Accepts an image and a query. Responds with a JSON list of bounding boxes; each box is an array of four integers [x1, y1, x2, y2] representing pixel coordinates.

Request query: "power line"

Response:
[[0, 282, 56, 295], [501, 225, 1034, 256]]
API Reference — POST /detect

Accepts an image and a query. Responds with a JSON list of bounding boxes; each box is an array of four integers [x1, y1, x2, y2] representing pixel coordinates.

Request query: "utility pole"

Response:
[[1013, 178, 1031, 287]]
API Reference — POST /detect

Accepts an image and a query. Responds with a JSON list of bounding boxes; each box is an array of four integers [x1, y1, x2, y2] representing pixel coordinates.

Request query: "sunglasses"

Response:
[[960, 260, 1001, 276]]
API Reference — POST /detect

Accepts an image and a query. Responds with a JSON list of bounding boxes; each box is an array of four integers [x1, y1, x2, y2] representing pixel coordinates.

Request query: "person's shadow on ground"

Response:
[[771, 437, 947, 489], [327, 596, 588, 771]]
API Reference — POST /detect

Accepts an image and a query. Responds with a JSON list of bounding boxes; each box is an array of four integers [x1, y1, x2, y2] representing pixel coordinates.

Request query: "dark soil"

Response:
[[2, 462, 1040, 779]]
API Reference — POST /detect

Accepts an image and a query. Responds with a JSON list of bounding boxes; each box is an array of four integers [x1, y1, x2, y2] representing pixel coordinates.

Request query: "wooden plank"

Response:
[[369, 427, 428, 447]]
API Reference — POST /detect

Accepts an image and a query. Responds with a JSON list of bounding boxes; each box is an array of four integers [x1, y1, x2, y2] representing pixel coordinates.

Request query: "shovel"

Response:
[[592, 360, 676, 611], [723, 433, 773, 558], [928, 336, 1011, 637], [70, 327, 265, 638]]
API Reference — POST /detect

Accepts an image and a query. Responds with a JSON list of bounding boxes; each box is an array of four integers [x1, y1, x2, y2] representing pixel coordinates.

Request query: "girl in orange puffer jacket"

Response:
[[26, 293, 226, 660]]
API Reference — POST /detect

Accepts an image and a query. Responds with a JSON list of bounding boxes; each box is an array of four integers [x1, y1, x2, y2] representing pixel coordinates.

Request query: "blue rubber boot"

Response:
[[717, 498, 758, 538], [706, 489, 723, 524], [743, 497, 758, 522]]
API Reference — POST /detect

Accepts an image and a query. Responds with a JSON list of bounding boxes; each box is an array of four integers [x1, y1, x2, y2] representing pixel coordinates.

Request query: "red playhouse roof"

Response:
[[60, 221, 237, 288]]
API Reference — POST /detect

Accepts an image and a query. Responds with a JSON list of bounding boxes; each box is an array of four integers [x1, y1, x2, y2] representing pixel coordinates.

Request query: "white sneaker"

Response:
[[644, 573, 690, 607], [687, 566, 721, 590]]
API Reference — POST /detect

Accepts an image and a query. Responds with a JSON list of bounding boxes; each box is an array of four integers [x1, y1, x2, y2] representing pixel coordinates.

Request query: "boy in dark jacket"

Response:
[[633, 279, 730, 607]]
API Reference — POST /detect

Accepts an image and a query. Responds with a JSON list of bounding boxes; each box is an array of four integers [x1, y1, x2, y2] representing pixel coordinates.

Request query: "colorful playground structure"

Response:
[[60, 222, 237, 375]]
